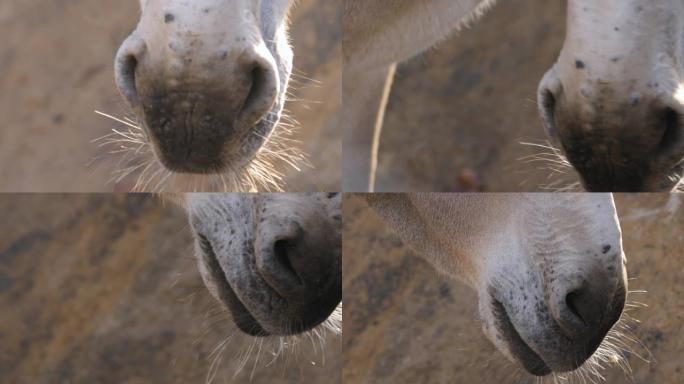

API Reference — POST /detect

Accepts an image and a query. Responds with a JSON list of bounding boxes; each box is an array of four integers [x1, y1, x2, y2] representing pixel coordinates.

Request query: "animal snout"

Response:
[[537, 69, 684, 191], [114, 33, 280, 173], [491, 241, 627, 374]]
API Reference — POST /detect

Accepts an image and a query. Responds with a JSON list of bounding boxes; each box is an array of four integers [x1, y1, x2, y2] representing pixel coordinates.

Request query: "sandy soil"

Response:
[[0, 195, 341, 383], [376, 0, 580, 192], [343, 194, 684, 383], [0, 1, 340, 192]]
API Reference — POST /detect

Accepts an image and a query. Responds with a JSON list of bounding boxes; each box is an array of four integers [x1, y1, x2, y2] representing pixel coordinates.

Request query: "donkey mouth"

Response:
[[198, 234, 270, 337], [492, 298, 551, 376]]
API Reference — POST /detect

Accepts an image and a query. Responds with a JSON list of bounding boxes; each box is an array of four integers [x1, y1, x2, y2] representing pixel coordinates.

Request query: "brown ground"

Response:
[[376, 0, 580, 192], [0, 195, 341, 383], [0, 1, 340, 192], [343, 194, 684, 383]]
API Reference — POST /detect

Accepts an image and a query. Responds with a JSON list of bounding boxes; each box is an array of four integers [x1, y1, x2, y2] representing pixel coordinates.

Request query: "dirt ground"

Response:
[[376, 0, 579, 192], [343, 194, 684, 383], [0, 195, 341, 383], [0, 1, 340, 192]]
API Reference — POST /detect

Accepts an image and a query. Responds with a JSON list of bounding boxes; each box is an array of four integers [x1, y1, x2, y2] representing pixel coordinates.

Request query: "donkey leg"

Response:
[[342, 64, 397, 192]]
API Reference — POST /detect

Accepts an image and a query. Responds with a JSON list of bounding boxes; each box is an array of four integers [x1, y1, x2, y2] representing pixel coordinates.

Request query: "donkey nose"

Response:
[[114, 34, 280, 172], [548, 273, 625, 342], [537, 69, 684, 191]]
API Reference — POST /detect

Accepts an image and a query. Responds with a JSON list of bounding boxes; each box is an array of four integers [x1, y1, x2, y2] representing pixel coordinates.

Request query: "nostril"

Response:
[[539, 88, 558, 137], [245, 65, 266, 109], [565, 290, 588, 327], [237, 56, 278, 127], [116, 54, 139, 105], [115, 37, 144, 108], [657, 107, 682, 155], [550, 285, 594, 339], [273, 239, 303, 285]]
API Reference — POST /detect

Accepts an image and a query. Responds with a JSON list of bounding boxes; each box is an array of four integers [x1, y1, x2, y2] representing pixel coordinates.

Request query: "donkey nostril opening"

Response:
[[658, 107, 681, 154], [565, 290, 588, 327], [273, 239, 302, 285], [240, 65, 269, 123], [540, 88, 558, 137], [117, 53, 140, 106]]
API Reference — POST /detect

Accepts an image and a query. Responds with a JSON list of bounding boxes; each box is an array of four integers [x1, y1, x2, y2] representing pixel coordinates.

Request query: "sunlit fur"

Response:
[[517, 140, 583, 193], [519, 140, 684, 193]]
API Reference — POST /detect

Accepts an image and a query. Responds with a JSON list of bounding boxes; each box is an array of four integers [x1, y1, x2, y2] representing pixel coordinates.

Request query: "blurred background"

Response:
[[0, 195, 341, 383], [344, 194, 684, 383], [0, 1, 340, 192], [375, 0, 579, 192]]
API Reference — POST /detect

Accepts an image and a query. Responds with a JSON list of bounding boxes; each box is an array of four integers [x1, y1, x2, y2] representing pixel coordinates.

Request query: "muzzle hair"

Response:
[[518, 139, 582, 192], [93, 69, 312, 193], [93, 109, 306, 192], [202, 303, 342, 384]]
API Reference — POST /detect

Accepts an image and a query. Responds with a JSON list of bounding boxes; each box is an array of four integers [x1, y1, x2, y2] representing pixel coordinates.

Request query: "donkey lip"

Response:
[[197, 234, 270, 337], [492, 298, 551, 376]]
